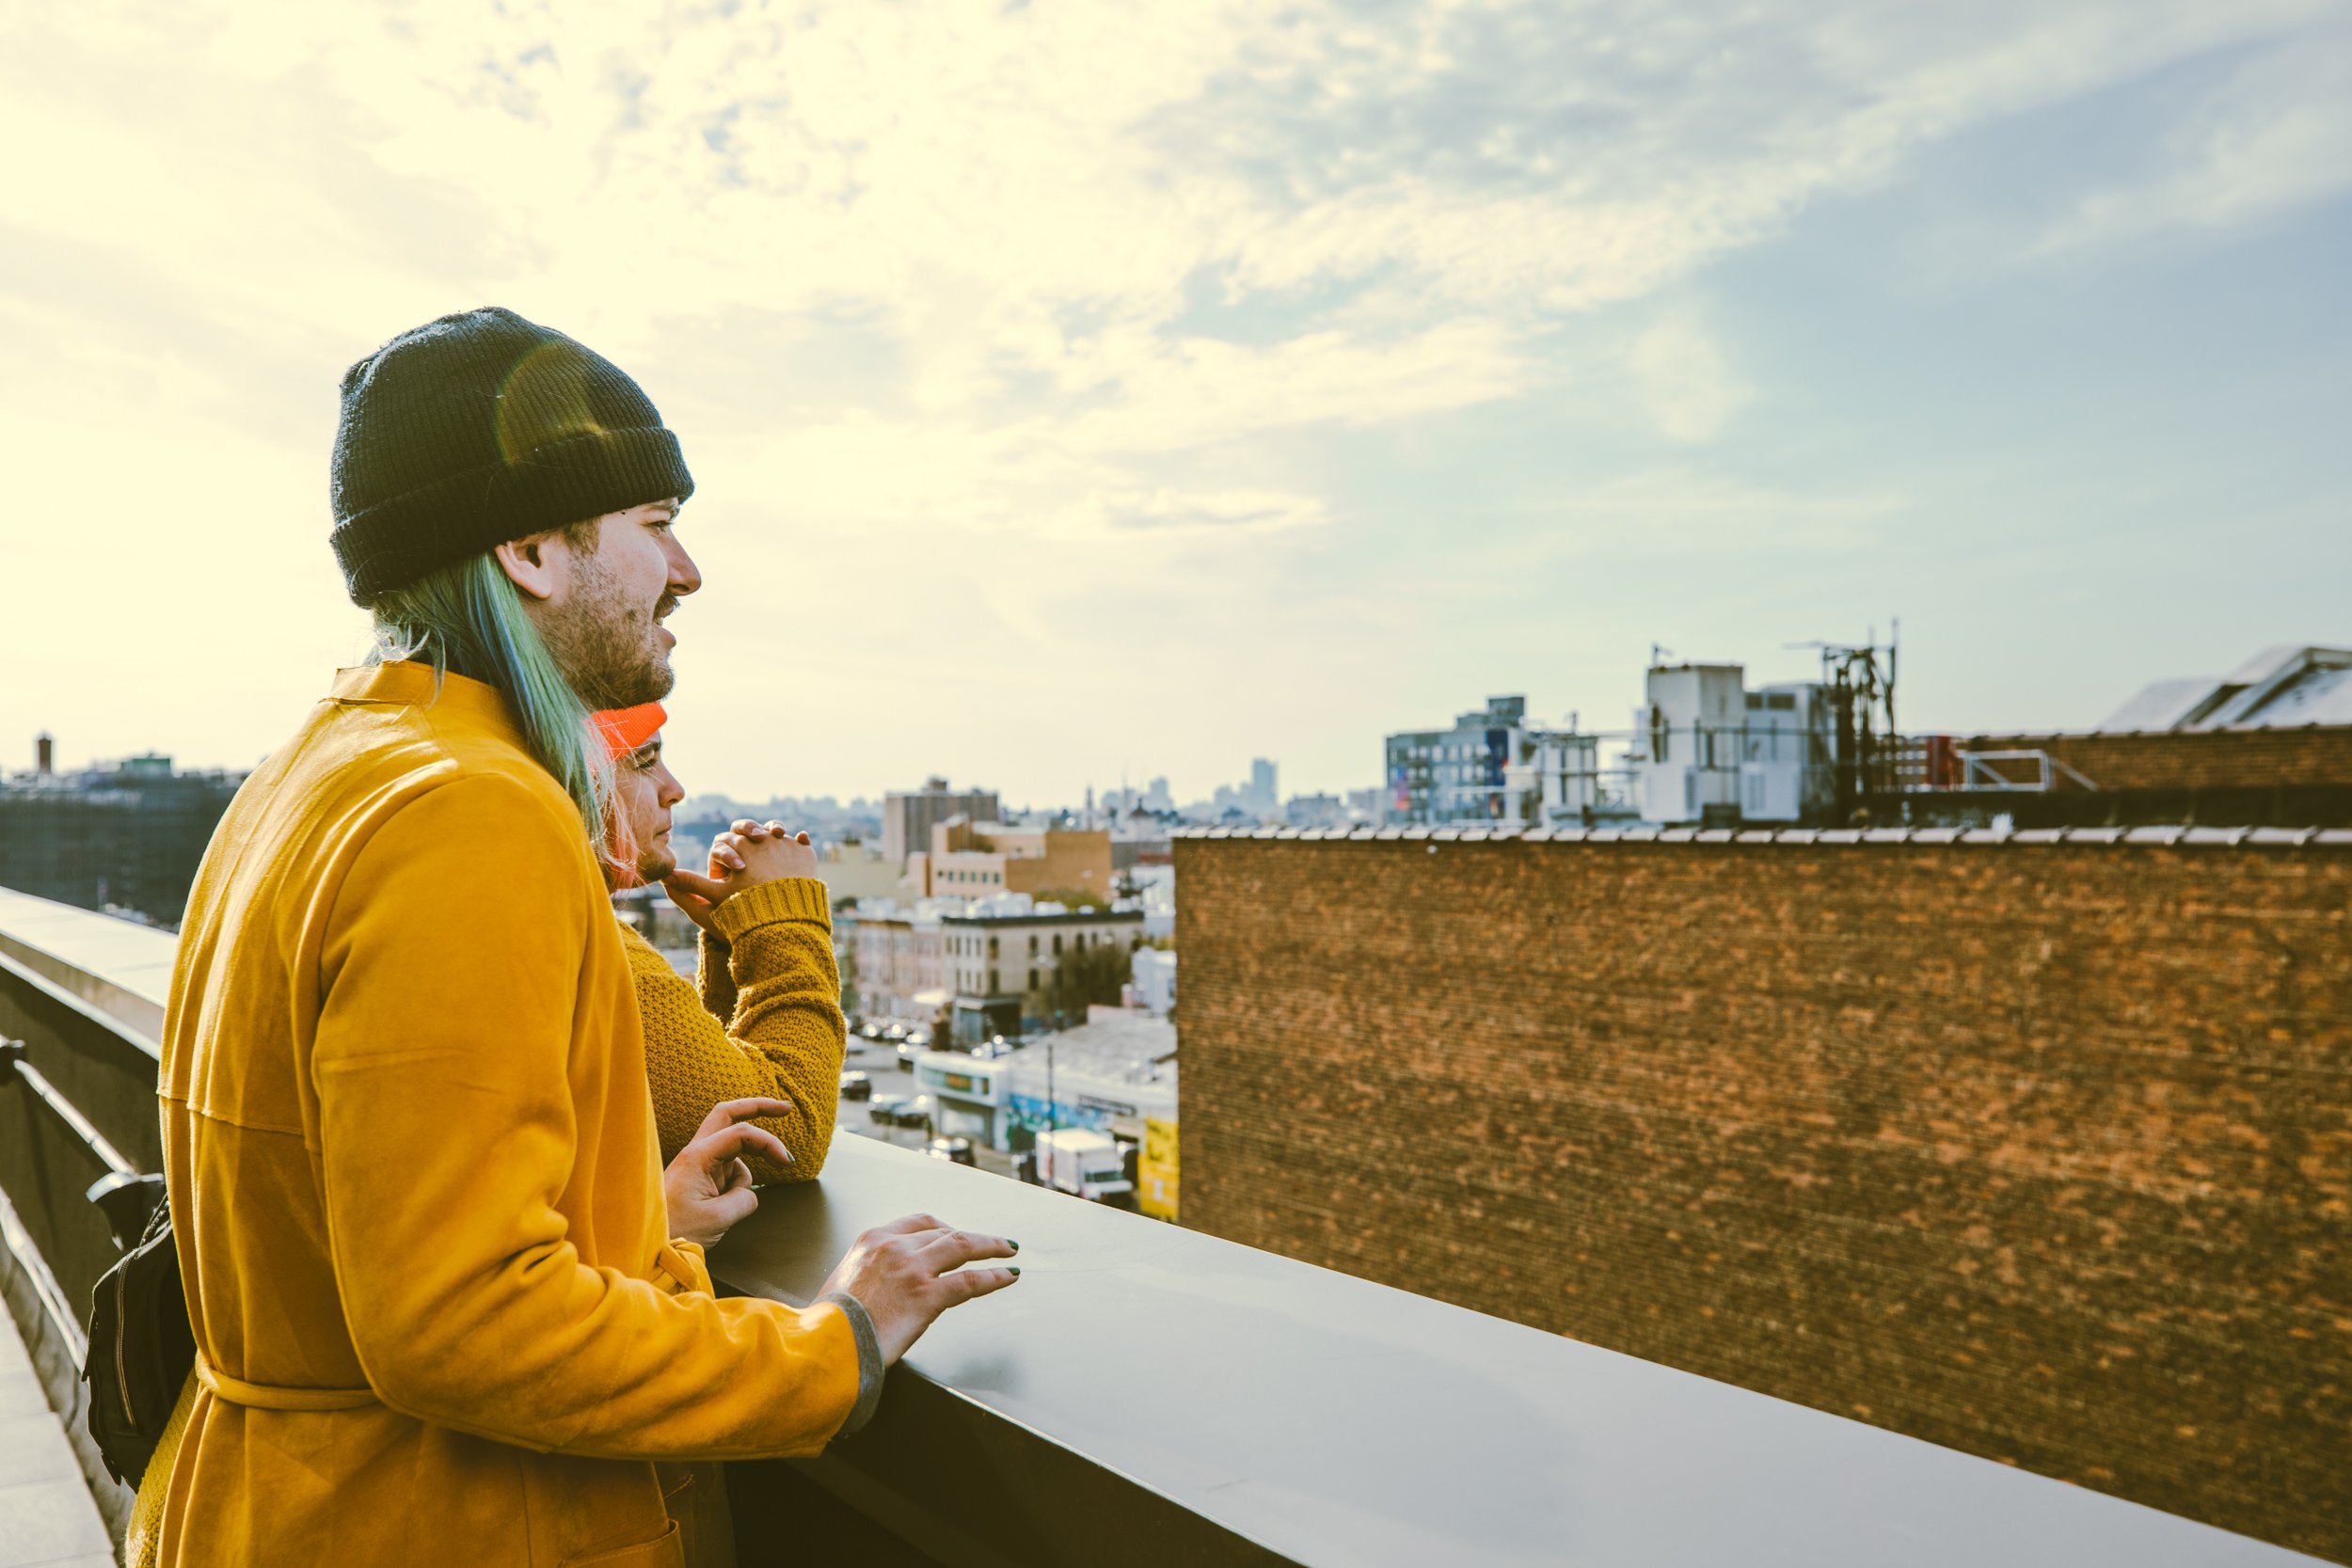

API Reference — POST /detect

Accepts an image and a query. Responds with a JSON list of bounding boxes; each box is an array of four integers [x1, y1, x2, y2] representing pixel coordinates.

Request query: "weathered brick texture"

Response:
[[1177, 838, 2350, 1562], [1967, 726, 2352, 792]]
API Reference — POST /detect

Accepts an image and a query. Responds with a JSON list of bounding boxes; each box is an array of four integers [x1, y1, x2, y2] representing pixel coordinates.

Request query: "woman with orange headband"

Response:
[[582, 703, 852, 1566], [592, 702, 848, 1193]]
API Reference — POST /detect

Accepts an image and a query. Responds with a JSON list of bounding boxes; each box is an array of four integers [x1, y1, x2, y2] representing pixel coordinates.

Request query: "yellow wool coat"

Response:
[[151, 663, 863, 1568]]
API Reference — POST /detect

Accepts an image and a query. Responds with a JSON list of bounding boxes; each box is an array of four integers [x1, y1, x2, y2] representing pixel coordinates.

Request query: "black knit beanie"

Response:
[[329, 307, 694, 606]]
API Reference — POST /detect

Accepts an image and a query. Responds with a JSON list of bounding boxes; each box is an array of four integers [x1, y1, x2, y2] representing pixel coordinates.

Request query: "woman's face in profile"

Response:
[[614, 737, 683, 881]]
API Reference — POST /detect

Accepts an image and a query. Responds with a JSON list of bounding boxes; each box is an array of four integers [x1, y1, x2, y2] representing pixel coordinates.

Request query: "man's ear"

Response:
[[493, 529, 571, 602]]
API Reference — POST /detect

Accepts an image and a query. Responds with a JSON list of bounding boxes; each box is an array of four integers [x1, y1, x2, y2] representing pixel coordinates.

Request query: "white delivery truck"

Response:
[[1037, 1128, 1132, 1202]]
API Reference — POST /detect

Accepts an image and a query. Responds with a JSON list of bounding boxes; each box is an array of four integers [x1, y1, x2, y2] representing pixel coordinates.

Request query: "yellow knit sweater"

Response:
[[619, 874, 848, 1180], [128, 872, 846, 1568]]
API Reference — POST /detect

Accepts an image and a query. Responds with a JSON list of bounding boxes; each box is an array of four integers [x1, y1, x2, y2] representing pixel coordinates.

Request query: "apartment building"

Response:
[[941, 905, 1145, 1042], [882, 777, 1000, 867], [905, 819, 1112, 902]]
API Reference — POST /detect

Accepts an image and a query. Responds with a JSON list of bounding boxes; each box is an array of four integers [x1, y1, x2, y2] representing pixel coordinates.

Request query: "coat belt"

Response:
[[195, 1352, 379, 1412]]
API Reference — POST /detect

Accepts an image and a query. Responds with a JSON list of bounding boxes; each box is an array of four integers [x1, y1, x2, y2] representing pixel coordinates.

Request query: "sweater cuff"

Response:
[[817, 1291, 885, 1433], [713, 877, 832, 942]]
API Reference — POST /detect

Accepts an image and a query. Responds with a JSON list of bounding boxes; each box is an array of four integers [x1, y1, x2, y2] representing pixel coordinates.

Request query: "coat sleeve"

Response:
[[310, 774, 862, 1461]]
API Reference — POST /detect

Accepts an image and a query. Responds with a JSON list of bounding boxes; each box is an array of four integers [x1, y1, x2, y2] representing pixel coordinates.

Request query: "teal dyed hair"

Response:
[[370, 550, 615, 854]]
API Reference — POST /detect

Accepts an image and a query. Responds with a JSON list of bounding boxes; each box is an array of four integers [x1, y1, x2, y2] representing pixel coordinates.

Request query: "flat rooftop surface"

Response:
[[712, 1133, 2323, 1568]]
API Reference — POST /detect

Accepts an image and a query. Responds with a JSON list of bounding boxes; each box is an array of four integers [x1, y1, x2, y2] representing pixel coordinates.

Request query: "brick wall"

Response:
[[1965, 725, 2352, 792], [1176, 833, 2351, 1561]]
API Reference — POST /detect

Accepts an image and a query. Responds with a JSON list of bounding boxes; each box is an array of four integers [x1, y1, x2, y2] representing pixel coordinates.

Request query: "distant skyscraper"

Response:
[[1249, 758, 1278, 813], [882, 777, 1001, 868]]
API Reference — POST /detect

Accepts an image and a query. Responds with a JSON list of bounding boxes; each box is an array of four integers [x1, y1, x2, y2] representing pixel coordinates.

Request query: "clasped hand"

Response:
[[663, 818, 818, 934]]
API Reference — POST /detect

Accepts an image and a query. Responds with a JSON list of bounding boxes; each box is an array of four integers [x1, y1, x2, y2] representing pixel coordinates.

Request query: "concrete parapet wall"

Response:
[[1175, 834, 2351, 1561]]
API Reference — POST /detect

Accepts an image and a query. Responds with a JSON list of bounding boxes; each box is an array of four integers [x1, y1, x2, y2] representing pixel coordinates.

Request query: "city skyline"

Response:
[[3, 2, 2348, 806]]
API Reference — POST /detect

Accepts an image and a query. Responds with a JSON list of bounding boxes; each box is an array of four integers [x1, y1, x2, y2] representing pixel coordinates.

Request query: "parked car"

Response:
[[926, 1136, 976, 1166], [869, 1094, 935, 1131], [838, 1070, 871, 1101], [897, 1037, 926, 1071], [882, 1022, 907, 1041], [859, 1022, 883, 1041]]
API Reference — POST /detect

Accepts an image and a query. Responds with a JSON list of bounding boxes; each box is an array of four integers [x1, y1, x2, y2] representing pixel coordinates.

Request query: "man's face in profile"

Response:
[[537, 499, 701, 710]]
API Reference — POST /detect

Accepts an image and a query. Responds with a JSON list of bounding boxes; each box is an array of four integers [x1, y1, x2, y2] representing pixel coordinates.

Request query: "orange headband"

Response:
[[591, 703, 666, 761]]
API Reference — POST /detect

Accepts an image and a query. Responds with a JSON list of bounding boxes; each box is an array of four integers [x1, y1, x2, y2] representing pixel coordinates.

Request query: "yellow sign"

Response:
[[1138, 1117, 1180, 1223]]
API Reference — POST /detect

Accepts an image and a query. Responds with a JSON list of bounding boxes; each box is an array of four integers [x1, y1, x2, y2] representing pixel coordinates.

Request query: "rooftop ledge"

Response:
[[1172, 824, 2352, 847], [0, 888, 173, 1053], [0, 887, 2325, 1564], [710, 1134, 2313, 1567]]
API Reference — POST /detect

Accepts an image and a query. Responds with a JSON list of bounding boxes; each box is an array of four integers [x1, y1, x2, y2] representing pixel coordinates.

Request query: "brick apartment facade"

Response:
[[1176, 828, 2350, 1561]]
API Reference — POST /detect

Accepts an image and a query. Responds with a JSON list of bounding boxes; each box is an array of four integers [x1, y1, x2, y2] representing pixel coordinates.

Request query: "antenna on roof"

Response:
[[1804, 625, 1900, 826]]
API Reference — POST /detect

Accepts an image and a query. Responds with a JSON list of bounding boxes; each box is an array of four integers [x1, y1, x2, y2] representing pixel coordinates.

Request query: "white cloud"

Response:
[[1629, 314, 1752, 443], [1, 0, 2347, 799], [1056, 487, 1329, 537], [2038, 30, 2352, 253], [1549, 470, 1905, 554]]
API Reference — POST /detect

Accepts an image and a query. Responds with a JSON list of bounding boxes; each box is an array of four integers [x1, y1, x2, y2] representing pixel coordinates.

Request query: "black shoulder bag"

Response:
[[82, 1183, 196, 1488]]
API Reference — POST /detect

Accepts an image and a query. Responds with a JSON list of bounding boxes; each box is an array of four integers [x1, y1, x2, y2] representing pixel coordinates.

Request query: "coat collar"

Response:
[[328, 660, 526, 746]]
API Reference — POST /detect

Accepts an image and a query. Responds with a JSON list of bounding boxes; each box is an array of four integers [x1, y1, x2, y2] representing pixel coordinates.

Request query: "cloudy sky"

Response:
[[3, 0, 2347, 807]]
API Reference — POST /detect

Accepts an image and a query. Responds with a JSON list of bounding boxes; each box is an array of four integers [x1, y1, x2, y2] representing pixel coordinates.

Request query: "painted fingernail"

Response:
[[1008, 1265, 1021, 1277], [1007, 1239, 1019, 1253]]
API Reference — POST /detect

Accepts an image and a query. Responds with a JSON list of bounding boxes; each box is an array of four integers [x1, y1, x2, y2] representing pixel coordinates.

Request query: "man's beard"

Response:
[[538, 552, 675, 710]]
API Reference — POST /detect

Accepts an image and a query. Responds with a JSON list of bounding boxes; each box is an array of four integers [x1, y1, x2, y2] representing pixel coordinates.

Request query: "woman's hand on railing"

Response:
[[817, 1213, 1020, 1366], [662, 1098, 794, 1246]]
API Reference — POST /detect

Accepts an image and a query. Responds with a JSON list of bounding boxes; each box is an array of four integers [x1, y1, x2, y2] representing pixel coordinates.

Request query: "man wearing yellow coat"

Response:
[[151, 308, 1018, 1566]]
